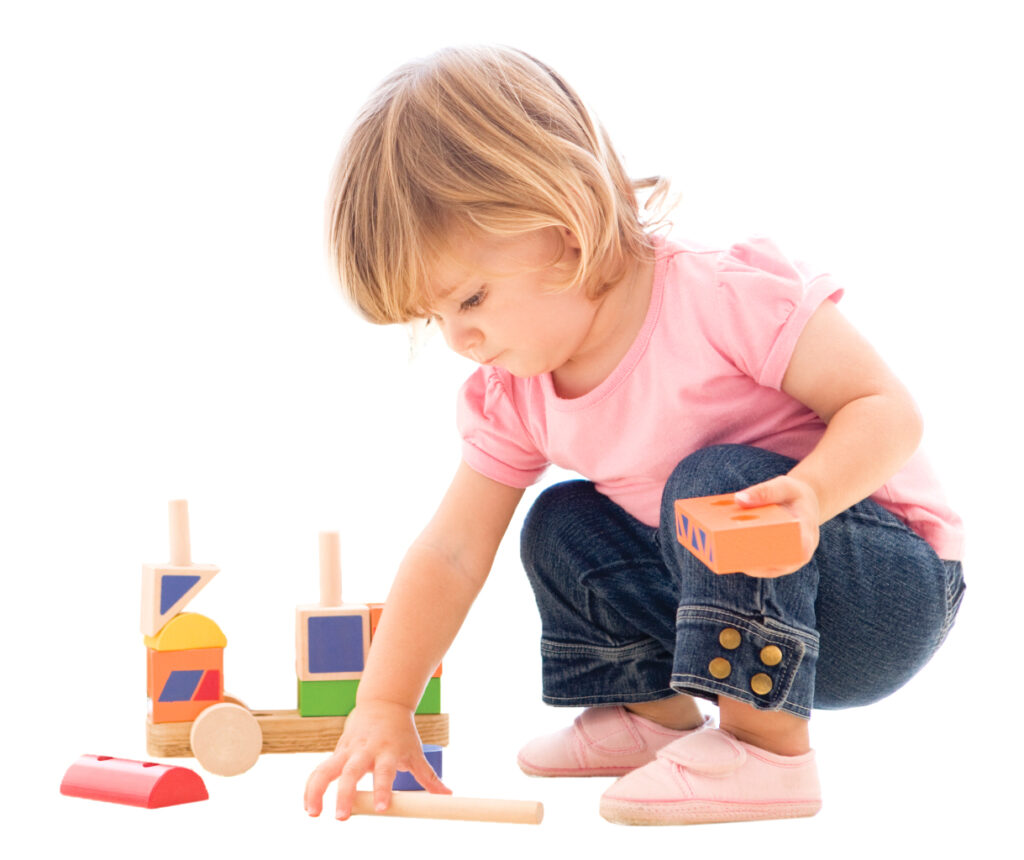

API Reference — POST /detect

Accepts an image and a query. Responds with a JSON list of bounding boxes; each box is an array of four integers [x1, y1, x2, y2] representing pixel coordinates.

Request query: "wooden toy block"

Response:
[[392, 744, 443, 791], [296, 532, 370, 682], [416, 677, 441, 715], [674, 493, 802, 574], [144, 612, 226, 652], [141, 500, 219, 637], [148, 647, 224, 723], [297, 676, 439, 717], [60, 755, 208, 808], [350, 792, 543, 824], [297, 678, 360, 717], [146, 710, 450, 758]]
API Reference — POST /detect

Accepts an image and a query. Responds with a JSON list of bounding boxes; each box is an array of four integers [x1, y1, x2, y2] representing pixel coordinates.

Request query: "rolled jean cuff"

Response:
[[538, 636, 677, 707], [670, 606, 819, 719]]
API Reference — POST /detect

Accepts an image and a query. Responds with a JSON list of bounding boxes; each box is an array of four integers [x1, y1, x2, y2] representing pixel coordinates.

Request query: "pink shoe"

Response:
[[599, 727, 821, 825], [517, 706, 712, 777]]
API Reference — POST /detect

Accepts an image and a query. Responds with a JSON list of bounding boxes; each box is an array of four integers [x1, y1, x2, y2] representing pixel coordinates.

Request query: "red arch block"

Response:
[[60, 755, 208, 808]]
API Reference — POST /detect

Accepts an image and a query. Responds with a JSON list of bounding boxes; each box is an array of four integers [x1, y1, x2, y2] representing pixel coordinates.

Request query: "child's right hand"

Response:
[[303, 699, 451, 820]]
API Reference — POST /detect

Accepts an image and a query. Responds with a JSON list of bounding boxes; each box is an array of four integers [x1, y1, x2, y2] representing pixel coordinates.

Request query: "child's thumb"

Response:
[[734, 479, 781, 507]]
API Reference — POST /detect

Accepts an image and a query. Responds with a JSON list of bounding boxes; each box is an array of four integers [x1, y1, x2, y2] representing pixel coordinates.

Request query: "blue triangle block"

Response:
[[160, 574, 201, 614]]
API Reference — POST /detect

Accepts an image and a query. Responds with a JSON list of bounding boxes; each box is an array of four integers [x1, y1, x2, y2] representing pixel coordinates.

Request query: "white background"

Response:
[[3, 0, 1018, 854]]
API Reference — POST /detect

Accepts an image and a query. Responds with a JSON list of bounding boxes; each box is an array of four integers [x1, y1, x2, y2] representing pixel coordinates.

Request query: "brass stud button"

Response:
[[709, 658, 732, 679], [750, 673, 773, 695], [760, 645, 783, 666], [718, 628, 741, 650]]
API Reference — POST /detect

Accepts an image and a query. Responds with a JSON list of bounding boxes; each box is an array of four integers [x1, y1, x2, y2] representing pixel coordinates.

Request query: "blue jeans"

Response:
[[520, 445, 965, 719]]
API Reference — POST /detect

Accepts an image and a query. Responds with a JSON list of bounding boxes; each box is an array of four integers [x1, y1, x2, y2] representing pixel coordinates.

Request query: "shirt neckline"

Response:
[[540, 236, 669, 411]]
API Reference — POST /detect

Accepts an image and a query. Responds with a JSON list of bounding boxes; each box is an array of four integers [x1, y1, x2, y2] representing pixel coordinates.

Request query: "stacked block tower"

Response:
[[296, 531, 441, 718], [142, 500, 226, 723]]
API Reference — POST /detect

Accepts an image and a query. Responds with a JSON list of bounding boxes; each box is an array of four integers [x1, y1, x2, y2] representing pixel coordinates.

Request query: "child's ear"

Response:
[[561, 228, 581, 251]]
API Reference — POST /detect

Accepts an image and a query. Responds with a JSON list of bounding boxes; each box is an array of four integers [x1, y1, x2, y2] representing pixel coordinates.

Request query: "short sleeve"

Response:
[[712, 237, 845, 390], [456, 368, 549, 488]]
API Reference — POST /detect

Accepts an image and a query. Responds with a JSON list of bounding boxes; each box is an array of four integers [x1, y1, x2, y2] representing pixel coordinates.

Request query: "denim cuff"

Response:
[[670, 606, 819, 719], [538, 636, 677, 707]]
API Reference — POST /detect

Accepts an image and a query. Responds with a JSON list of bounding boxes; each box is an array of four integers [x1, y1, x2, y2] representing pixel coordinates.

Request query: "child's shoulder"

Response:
[[657, 233, 823, 293]]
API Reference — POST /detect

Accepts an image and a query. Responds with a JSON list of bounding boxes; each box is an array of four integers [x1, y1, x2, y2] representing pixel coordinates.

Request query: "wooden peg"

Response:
[[350, 791, 543, 824], [319, 531, 341, 606], [168, 499, 191, 566]]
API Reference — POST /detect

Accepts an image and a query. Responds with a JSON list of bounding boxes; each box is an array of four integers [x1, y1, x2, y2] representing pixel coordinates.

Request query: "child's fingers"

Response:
[[734, 477, 788, 507], [304, 756, 344, 817], [334, 756, 372, 821], [372, 758, 398, 812], [411, 754, 452, 796]]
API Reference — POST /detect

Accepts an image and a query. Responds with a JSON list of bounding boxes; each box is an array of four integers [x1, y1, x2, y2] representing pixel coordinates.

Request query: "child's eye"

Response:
[[459, 287, 487, 312]]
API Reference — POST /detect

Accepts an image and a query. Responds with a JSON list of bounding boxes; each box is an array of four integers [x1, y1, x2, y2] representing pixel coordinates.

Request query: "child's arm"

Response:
[[734, 299, 924, 576], [304, 461, 525, 820]]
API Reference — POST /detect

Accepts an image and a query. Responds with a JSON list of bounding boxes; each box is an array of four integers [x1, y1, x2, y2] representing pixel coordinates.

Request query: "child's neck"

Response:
[[551, 251, 656, 399]]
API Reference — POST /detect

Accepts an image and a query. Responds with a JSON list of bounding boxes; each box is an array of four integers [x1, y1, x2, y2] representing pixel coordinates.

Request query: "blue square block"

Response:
[[392, 745, 443, 791], [307, 614, 365, 674]]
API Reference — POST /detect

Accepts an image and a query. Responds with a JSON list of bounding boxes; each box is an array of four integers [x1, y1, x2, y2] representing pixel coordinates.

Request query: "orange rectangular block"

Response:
[[674, 494, 802, 574], [147, 647, 224, 723]]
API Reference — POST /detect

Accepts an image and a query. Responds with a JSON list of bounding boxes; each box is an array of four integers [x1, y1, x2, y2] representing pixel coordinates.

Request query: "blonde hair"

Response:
[[326, 45, 673, 325]]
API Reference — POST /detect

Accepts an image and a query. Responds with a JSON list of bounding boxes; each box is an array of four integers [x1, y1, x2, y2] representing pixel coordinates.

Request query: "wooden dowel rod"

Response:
[[168, 500, 191, 566], [350, 792, 543, 824], [319, 531, 341, 606]]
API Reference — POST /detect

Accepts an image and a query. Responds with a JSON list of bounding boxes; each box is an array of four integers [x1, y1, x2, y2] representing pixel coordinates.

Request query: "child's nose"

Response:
[[445, 319, 483, 355]]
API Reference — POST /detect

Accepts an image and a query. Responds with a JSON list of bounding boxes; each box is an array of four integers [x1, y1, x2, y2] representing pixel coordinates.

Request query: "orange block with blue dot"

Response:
[[674, 493, 802, 574]]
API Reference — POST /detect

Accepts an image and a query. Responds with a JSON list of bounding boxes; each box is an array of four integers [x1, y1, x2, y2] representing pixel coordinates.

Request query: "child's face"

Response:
[[427, 227, 602, 379]]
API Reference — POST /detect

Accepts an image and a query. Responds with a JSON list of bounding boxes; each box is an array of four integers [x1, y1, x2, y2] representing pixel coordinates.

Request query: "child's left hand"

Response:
[[732, 475, 821, 578]]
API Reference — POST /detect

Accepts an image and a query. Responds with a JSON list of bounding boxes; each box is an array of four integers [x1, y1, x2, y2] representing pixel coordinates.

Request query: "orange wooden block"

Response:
[[673, 493, 802, 574], [147, 647, 224, 723], [368, 603, 385, 638]]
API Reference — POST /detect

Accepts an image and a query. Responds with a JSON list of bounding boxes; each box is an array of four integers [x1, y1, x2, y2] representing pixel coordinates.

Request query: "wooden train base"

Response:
[[147, 704, 449, 776]]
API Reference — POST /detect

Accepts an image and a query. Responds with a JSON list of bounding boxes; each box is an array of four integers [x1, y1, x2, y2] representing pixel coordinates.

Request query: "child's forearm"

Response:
[[355, 541, 486, 711], [787, 390, 924, 525]]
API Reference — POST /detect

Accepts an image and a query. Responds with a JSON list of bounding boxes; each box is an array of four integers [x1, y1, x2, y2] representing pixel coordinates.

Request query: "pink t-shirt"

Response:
[[456, 236, 964, 560]]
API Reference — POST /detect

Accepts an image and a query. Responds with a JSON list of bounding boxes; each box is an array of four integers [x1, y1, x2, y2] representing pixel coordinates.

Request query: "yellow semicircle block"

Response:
[[144, 612, 227, 651]]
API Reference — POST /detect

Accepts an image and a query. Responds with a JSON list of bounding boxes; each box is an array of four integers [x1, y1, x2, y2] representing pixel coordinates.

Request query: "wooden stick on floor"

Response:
[[350, 792, 543, 824]]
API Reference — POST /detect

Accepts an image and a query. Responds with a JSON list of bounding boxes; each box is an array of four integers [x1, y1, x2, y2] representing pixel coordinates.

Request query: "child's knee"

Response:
[[520, 480, 594, 572]]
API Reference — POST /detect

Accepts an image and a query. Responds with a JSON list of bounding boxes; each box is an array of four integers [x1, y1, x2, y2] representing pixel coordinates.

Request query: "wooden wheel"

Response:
[[190, 703, 263, 776]]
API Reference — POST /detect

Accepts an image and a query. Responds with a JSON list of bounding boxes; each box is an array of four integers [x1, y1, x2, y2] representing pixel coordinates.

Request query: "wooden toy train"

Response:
[[143, 500, 449, 776]]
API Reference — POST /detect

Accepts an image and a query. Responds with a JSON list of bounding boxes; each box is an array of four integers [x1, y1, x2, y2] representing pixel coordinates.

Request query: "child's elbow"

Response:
[[897, 388, 925, 453]]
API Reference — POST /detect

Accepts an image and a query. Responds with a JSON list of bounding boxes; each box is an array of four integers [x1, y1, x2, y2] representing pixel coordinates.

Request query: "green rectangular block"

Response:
[[415, 677, 441, 715], [298, 678, 359, 716], [297, 676, 440, 717]]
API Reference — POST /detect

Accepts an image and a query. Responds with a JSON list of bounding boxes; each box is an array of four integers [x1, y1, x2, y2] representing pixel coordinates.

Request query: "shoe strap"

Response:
[[657, 728, 747, 775], [575, 706, 645, 754]]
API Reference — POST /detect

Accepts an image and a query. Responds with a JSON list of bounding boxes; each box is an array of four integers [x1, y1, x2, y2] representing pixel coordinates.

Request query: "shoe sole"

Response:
[[517, 756, 640, 778], [599, 797, 822, 825]]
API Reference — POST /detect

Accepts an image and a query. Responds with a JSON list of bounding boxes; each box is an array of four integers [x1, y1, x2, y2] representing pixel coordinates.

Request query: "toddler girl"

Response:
[[303, 45, 965, 825]]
